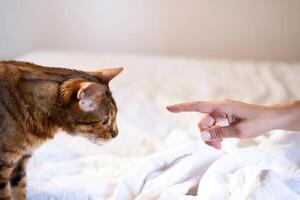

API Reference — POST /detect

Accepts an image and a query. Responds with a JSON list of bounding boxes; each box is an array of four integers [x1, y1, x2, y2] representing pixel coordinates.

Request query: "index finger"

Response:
[[166, 101, 215, 113]]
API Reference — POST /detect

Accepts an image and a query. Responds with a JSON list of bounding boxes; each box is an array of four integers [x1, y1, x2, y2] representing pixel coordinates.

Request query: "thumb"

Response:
[[201, 125, 240, 141]]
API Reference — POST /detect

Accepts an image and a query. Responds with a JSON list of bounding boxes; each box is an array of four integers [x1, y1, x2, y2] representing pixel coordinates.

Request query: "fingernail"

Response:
[[166, 106, 177, 112], [201, 131, 211, 141], [166, 106, 172, 112]]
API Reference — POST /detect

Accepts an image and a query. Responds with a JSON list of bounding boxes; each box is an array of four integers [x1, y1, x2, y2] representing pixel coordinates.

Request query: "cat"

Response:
[[0, 60, 123, 200]]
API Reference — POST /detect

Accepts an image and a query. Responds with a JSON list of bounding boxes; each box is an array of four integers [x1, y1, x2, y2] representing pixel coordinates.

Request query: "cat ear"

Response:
[[89, 67, 123, 84], [59, 78, 81, 106], [77, 82, 106, 112]]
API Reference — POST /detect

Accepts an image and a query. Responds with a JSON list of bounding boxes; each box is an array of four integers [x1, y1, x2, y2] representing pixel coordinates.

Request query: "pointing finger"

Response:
[[167, 101, 215, 113]]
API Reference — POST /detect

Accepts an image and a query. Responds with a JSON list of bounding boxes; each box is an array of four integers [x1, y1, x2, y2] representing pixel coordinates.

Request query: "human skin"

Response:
[[167, 99, 300, 149]]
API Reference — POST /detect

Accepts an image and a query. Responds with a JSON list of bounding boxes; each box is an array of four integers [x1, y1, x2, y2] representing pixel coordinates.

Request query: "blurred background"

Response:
[[1, 0, 300, 61]]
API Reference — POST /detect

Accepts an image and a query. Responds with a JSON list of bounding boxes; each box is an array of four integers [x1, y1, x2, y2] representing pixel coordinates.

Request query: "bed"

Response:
[[16, 50, 300, 200]]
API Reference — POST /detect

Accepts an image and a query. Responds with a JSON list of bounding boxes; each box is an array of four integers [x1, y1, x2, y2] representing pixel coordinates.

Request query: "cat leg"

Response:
[[0, 157, 15, 200], [10, 154, 31, 200]]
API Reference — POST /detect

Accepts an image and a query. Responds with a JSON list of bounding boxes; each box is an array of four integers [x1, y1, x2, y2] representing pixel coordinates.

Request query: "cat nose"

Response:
[[111, 123, 118, 138], [111, 130, 118, 138]]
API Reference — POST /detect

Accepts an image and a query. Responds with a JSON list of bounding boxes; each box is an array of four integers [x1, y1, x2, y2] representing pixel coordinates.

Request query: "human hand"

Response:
[[167, 99, 280, 149]]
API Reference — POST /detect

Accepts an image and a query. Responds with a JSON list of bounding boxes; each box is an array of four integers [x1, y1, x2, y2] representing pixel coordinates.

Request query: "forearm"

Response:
[[270, 100, 300, 131]]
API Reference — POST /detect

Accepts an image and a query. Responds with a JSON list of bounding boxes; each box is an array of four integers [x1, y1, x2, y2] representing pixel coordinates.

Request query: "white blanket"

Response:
[[27, 130, 300, 200], [111, 130, 300, 200]]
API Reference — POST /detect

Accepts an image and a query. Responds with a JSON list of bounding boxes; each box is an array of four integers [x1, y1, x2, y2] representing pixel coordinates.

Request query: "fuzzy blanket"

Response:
[[27, 130, 300, 200]]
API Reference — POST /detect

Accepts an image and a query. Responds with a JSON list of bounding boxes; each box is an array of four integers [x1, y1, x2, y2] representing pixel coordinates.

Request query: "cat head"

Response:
[[57, 67, 123, 144]]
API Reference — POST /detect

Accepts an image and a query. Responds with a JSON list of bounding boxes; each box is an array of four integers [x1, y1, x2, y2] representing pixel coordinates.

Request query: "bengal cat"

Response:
[[0, 61, 123, 200]]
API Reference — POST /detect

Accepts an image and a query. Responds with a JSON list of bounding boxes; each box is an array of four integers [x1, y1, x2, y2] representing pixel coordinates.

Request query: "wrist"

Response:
[[269, 100, 300, 131]]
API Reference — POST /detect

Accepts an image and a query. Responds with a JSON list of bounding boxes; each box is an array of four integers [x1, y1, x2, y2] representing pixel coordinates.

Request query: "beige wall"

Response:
[[1, 0, 300, 61]]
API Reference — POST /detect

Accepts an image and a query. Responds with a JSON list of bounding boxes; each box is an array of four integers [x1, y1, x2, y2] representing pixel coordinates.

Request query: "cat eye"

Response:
[[102, 117, 110, 126]]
